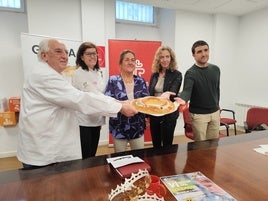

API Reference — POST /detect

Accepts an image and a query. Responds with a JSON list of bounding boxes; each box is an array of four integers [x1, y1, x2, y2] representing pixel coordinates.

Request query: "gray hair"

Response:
[[37, 38, 51, 62]]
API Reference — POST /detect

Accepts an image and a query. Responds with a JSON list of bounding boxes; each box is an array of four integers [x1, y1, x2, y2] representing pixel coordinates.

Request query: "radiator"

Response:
[[235, 103, 260, 127]]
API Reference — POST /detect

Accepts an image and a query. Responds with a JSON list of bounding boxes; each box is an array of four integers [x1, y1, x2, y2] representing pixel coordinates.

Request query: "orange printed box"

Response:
[[0, 111, 17, 126], [9, 97, 21, 112]]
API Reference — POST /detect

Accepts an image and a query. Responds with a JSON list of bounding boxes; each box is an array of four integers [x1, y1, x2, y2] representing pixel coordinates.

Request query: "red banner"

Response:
[[97, 46, 105, 67], [108, 39, 161, 145]]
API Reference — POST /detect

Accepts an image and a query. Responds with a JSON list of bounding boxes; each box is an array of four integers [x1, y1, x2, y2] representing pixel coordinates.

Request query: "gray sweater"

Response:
[[180, 63, 220, 114]]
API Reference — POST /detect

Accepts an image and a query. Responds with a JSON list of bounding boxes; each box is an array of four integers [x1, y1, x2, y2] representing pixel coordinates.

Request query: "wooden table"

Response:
[[1, 131, 268, 201]]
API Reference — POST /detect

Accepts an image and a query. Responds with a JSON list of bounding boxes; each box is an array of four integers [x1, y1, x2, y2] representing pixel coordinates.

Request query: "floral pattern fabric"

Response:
[[104, 75, 149, 139]]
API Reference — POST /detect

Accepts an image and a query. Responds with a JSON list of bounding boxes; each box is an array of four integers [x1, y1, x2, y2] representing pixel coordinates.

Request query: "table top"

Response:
[[1, 131, 268, 201]]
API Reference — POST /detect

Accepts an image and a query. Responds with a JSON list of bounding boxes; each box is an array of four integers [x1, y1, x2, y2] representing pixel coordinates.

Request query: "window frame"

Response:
[[0, 0, 25, 13], [115, 0, 158, 26]]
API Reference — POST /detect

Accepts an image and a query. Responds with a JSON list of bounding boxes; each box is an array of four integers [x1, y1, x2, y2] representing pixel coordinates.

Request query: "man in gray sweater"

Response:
[[175, 40, 221, 141]]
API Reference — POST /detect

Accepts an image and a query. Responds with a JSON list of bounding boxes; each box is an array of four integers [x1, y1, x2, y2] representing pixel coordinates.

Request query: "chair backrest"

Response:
[[246, 107, 268, 130], [182, 104, 226, 139], [182, 105, 191, 126], [182, 104, 194, 139]]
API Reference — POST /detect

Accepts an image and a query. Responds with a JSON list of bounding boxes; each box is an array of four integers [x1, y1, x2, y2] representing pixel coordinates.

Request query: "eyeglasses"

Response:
[[84, 52, 98, 57]]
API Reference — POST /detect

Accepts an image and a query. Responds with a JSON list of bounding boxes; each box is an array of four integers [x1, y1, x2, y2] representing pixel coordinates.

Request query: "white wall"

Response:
[[236, 8, 268, 107], [1, 1, 268, 158], [0, 11, 27, 97], [158, 8, 176, 49], [213, 14, 239, 109], [27, 0, 82, 40], [115, 23, 161, 41], [0, 11, 28, 157], [175, 11, 215, 78]]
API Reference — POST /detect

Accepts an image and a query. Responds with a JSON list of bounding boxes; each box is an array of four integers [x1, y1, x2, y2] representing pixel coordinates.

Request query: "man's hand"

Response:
[[174, 97, 188, 112], [174, 97, 186, 105], [120, 102, 138, 117], [160, 91, 176, 99]]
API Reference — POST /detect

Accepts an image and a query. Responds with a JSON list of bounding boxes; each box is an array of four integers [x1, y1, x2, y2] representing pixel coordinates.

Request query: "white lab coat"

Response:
[[72, 67, 106, 126], [17, 62, 121, 166]]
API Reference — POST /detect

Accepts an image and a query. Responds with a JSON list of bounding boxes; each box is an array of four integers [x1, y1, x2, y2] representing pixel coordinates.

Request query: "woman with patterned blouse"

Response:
[[105, 50, 149, 152]]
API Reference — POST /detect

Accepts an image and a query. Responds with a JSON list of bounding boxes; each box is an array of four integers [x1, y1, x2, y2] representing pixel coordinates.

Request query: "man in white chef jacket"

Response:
[[17, 38, 137, 169]]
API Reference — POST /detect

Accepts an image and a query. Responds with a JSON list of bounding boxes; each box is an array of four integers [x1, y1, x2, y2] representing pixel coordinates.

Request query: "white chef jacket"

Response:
[[72, 67, 106, 126], [17, 62, 121, 166]]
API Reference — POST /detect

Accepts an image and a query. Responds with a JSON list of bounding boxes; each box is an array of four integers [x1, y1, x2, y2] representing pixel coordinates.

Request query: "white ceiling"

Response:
[[125, 0, 268, 16]]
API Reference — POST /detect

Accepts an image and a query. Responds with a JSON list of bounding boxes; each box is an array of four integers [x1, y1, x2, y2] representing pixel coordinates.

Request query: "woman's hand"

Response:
[[120, 102, 137, 117], [160, 91, 176, 100]]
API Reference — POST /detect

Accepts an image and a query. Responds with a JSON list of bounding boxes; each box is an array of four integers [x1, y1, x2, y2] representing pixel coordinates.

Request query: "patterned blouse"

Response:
[[104, 75, 149, 139]]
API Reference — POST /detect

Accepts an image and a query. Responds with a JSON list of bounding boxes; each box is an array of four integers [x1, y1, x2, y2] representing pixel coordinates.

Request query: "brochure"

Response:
[[253, 144, 268, 155], [107, 155, 151, 179], [160, 171, 236, 201]]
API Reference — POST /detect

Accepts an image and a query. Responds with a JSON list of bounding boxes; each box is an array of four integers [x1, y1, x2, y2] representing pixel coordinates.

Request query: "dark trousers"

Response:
[[22, 162, 55, 170], [149, 116, 177, 148], [80, 126, 101, 159]]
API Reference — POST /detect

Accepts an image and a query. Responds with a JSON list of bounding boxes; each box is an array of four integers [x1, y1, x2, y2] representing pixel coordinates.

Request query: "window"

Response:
[[0, 0, 24, 12], [116, 0, 156, 25]]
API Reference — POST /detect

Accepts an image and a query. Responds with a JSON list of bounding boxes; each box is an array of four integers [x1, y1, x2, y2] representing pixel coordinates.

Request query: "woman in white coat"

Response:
[[72, 42, 106, 159]]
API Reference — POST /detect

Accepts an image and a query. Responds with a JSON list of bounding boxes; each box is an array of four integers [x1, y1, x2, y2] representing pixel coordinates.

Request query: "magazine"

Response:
[[160, 171, 236, 201]]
